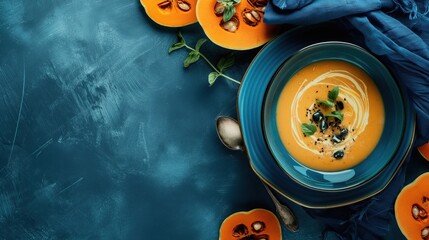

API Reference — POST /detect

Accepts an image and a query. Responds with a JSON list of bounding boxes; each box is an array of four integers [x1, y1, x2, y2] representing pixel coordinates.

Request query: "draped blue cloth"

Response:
[[264, 1, 429, 239]]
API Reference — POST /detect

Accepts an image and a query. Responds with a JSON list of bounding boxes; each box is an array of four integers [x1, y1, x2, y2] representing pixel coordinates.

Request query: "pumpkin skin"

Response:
[[219, 208, 282, 240], [395, 172, 429, 240], [140, 0, 197, 27], [196, 0, 280, 50], [418, 142, 429, 161]]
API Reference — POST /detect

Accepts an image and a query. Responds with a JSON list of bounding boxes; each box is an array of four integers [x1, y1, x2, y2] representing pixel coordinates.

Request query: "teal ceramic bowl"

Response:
[[262, 41, 405, 191], [238, 23, 414, 207]]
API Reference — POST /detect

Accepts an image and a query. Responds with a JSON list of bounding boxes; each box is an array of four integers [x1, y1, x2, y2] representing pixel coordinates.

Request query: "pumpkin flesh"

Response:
[[395, 172, 429, 240], [219, 208, 281, 240], [140, 0, 197, 27], [418, 142, 429, 161], [196, 0, 281, 50]]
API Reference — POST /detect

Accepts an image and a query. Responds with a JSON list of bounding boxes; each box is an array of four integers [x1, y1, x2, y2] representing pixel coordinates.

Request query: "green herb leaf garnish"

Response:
[[169, 31, 240, 86], [183, 50, 200, 68], [168, 32, 186, 53], [223, 5, 235, 22], [195, 38, 207, 52], [217, 52, 235, 72], [328, 86, 340, 102], [169, 42, 185, 53], [325, 111, 344, 122], [316, 99, 335, 108], [301, 123, 317, 136], [208, 72, 220, 86], [218, 0, 241, 22]]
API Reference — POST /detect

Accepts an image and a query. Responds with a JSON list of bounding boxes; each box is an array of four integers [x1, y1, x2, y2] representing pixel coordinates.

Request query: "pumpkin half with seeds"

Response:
[[418, 142, 429, 161], [196, 0, 280, 50], [140, 0, 197, 27], [219, 208, 281, 240], [395, 172, 429, 240]]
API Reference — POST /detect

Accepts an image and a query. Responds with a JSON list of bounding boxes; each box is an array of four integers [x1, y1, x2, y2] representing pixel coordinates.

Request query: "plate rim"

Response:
[[235, 23, 416, 208]]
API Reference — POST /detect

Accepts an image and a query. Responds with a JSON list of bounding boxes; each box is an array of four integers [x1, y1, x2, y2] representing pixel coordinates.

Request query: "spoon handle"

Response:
[[263, 183, 299, 232], [215, 116, 299, 232]]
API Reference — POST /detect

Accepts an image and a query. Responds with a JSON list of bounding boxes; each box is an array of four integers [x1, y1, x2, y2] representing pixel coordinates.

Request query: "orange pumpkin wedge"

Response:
[[395, 172, 429, 240], [140, 0, 197, 27], [418, 142, 429, 161], [219, 208, 282, 240], [196, 0, 280, 50]]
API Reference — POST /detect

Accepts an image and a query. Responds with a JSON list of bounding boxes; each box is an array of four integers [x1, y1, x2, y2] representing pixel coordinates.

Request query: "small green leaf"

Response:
[[217, 53, 235, 72], [325, 111, 344, 122], [328, 86, 340, 101], [316, 99, 335, 108], [169, 42, 185, 53], [301, 123, 317, 136], [218, 0, 240, 5], [169, 31, 186, 53], [177, 31, 185, 44], [184, 51, 200, 68], [195, 38, 207, 52], [223, 6, 235, 22], [208, 72, 220, 86]]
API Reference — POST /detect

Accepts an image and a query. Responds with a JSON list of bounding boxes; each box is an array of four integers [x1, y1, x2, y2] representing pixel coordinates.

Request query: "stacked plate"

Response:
[[237, 23, 415, 208]]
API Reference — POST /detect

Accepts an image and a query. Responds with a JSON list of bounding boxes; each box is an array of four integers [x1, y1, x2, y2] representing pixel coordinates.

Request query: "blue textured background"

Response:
[[0, 0, 426, 239]]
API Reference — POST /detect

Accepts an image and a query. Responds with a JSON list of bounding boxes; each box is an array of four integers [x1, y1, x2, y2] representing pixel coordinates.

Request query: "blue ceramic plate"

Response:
[[262, 41, 404, 191], [237, 23, 415, 208]]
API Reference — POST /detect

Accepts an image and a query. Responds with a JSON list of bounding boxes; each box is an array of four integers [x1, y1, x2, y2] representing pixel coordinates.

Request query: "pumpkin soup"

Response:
[[276, 60, 385, 172]]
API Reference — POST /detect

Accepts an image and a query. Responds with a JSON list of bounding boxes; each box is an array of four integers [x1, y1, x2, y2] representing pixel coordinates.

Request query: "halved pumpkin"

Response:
[[140, 0, 197, 27], [219, 208, 282, 240], [196, 0, 281, 50], [418, 142, 429, 161], [395, 172, 429, 239]]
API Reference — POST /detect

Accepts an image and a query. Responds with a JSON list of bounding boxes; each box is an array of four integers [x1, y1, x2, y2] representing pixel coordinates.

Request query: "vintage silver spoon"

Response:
[[216, 116, 245, 151], [215, 116, 299, 232]]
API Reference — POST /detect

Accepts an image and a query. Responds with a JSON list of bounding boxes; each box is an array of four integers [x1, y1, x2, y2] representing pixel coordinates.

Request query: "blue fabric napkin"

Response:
[[264, 0, 429, 239]]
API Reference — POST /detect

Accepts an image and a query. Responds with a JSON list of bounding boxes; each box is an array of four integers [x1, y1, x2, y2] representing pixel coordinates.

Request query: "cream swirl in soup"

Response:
[[276, 60, 385, 172]]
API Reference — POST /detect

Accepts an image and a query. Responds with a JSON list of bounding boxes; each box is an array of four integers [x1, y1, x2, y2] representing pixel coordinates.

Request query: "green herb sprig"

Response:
[[316, 99, 334, 108], [316, 86, 339, 108], [218, 0, 241, 22], [328, 86, 339, 101], [301, 123, 317, 136], [169, 31, 240, 86], [325, 111, 344, 122]]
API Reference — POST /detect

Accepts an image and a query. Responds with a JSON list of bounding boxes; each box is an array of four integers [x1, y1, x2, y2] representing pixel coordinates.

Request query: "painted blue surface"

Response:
[[0, 0, 323, 239], [0, 0, 426, 239]]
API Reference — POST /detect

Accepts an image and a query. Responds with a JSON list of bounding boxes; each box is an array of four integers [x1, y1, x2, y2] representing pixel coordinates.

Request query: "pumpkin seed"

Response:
[[232, 224, 248, 237], [333, 150, 344, 159], [320, 119, 328, 132], [251, 221, 265, 232], [332, 134, 342, 144], [158, 0, 172, 9], [220, 16, 239, 32], [247, 0, 268, 8], [340, 128, 349, 138], [177, 0, 191, 12], [242, 9, 260, 26], [312, 111, 324, 123], [214, 2, 226, 16], [422, 227, 429, 238]]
